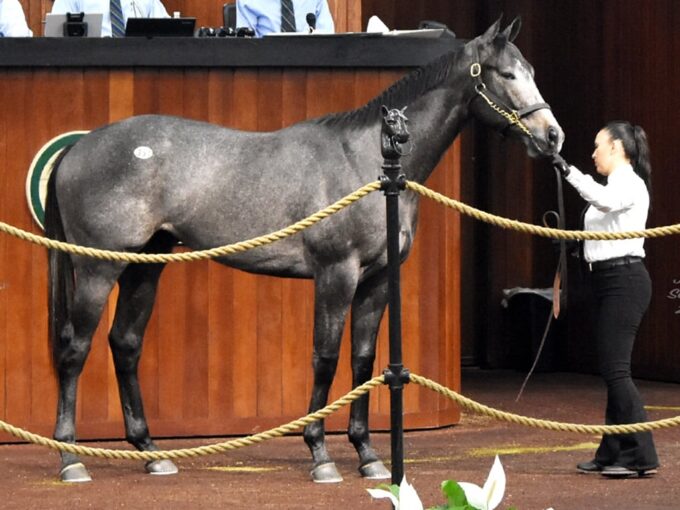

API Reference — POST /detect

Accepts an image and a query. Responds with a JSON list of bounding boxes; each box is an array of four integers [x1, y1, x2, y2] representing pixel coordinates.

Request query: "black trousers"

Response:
[[590, 261, 659, 470]]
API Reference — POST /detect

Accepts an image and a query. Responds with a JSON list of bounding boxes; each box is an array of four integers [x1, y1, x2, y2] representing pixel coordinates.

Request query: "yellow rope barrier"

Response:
[[406, 181, 680, 240], [2, 373, 679, 461], [409, 373, 680, 435], [0, 181, 382, 264], [0, 377, 385, 460], [2, 181, 680, 262]]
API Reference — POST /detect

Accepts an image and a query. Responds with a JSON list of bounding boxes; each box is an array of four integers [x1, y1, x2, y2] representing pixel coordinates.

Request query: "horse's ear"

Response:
[[476, 15, 503, 46], [381, 105, 389, 116], [498, 16, 522, 43]]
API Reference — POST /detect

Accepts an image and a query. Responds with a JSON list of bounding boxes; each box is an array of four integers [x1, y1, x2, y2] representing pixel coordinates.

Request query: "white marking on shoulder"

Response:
[[134, 146, 154, 160]]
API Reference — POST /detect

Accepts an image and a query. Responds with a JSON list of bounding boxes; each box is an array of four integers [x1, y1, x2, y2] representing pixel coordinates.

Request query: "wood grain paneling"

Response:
[[0, 65, 461, 440]]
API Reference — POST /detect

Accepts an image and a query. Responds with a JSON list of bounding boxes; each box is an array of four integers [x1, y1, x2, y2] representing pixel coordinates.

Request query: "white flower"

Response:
[[458, 455, 506, 510], [367, 477, 424, 510]]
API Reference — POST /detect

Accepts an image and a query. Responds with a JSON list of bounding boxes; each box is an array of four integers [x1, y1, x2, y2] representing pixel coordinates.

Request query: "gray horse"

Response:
[[45, 17, 563, 483]]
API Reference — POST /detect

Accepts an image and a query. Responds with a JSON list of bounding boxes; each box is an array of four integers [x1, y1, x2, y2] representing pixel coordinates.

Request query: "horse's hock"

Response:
[[0, 60, 461, 442]]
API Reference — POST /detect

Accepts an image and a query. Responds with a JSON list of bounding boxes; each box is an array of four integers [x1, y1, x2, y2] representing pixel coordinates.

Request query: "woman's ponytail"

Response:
[[605, 121, 652, 196], [632, 125, 652, 195]]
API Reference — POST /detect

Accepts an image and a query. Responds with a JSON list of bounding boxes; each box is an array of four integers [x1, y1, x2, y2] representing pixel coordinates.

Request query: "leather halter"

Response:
[[468, 62, 552, 137]]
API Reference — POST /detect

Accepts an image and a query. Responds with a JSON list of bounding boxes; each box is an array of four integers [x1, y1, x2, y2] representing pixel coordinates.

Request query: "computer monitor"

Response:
[[124, 17, 196, 37], [44, 13, 103, 37]]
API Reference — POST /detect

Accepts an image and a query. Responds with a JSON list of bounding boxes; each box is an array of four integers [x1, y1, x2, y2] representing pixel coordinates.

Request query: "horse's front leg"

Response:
[[304, 260, 360, 483], [109, 261, 177, 475], [349, 271, 391, 479]]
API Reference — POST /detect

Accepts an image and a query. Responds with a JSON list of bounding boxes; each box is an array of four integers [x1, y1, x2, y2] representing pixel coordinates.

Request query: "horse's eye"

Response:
[[500, 71, 516, 80]]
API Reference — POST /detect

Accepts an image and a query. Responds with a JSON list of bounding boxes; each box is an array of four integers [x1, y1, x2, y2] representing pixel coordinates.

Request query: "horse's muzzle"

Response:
[[530, 122, 564, 157], [547, 126, 561, 152]]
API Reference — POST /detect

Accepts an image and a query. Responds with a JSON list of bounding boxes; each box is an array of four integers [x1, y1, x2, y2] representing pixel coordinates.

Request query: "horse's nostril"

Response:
[[547, 126, 559, 146]]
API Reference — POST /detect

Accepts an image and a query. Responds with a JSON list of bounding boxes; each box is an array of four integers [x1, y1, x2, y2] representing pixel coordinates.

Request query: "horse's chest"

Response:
[[397, 207, 417, 257]]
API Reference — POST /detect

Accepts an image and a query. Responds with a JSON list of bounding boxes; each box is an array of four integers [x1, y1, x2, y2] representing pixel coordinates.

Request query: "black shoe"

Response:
[[577, 460, 603, 474]]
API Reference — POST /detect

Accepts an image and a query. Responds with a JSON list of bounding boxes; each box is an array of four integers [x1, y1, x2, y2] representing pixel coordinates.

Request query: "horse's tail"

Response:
[[45, 146, 74, 360]]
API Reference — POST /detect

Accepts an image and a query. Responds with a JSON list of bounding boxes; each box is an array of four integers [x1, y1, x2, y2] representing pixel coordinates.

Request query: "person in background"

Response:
[[236, 0, 334, 37], [50, 0, 169, 37], [0, 0, 32, 36], [553, 121, 659, 478]]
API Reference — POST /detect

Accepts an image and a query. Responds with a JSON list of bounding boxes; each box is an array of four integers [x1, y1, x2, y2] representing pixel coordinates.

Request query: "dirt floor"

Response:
[[2, 369, 680, 509]]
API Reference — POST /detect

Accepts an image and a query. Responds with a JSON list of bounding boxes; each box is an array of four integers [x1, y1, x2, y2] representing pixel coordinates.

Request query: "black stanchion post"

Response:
[[379, 106, 411, 488]]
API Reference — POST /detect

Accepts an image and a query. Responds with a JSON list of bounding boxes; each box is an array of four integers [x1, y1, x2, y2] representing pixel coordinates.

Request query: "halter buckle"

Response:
[[470, 63, 481, 78]]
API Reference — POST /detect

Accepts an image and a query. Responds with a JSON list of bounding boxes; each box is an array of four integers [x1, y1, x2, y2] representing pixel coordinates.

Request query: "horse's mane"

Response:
[[315, 44, 467, 128]]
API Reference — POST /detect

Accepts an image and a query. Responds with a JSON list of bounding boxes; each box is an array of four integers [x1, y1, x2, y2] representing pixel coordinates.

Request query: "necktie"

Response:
[[110, 0, 126, 37], [280, 0, 296, 32]]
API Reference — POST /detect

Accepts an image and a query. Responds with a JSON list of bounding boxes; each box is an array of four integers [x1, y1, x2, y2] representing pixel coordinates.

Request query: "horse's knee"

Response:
[[312, 354, 339, 383], [109, 331, 142, 372], [53, 324, 91, 373]]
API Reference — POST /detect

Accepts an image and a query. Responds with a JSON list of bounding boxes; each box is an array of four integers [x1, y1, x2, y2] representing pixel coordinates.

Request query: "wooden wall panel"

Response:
[[0, 66, 461, 440]]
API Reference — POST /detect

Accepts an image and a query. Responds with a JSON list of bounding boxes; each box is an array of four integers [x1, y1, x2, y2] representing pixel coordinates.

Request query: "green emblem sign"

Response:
[[26, 131, 88, 229]]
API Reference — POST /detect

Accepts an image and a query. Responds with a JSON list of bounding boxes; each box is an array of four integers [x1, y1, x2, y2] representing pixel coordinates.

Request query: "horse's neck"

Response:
[[401, 83, 470, 183]]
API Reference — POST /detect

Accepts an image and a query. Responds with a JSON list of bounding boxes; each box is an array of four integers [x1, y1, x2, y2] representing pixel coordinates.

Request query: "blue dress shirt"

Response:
[[236, 0, 334, 37], [51, 0, 169, 37]]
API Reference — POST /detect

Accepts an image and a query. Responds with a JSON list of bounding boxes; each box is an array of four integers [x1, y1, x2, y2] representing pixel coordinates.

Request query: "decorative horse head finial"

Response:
[[380, 105, 411, 160]]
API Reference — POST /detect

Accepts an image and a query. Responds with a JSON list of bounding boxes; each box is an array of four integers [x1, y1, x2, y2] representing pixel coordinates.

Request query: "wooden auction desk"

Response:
[[0, 34, 462, 440]]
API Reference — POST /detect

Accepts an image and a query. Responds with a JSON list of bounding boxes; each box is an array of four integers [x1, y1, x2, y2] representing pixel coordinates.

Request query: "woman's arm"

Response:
[[565, 166, 636, 213]]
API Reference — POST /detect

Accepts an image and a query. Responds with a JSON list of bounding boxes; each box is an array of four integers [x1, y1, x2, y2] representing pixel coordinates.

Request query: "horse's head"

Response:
[[380, 105, 411, 159], [466, 17, 564, 157]]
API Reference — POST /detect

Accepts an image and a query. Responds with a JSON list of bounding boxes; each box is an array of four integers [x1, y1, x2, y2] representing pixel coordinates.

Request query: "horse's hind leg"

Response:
[[349, 271, 391, 479], [303, 261, 360, 483], [109, 238, 176, 475], [54, 260, 124, 483]]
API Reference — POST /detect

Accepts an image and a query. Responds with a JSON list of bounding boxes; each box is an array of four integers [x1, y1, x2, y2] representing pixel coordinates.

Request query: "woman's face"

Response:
[[591, 129, 616, 176]]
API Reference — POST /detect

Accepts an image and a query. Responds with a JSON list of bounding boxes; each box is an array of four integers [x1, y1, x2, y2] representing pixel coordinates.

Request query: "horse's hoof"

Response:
[[359, 460, 391, 480], [310, 462, 343, 483], [145, 459, 179, 475], [60, 462, 92, 483]]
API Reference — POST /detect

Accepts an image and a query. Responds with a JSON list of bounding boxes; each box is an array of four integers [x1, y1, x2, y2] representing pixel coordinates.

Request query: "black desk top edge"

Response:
[[0, 33, 463, 68]]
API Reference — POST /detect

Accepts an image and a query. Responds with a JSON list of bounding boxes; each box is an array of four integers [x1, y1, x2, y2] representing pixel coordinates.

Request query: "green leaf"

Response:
[[373, 482, 400, 498], [440, 480, 470, 507]]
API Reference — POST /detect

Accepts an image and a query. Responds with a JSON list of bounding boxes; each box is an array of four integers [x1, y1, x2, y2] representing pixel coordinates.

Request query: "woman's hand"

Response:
[[552, 154, 570, 177]]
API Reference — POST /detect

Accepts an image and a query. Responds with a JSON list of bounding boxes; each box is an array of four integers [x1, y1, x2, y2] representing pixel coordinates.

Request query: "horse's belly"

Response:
[[213, 244, 314, 279]]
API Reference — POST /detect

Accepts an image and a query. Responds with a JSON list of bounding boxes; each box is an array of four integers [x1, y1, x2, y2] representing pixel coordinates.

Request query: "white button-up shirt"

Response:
[[565, 162, 649, 263], [51, 0, 169, 37], [0, 0, 32, 36], [236, 0, 335, 37]]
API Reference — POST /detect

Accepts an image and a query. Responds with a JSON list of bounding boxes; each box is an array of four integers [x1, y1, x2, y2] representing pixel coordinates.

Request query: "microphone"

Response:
[[306, 13, 316, 33]]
